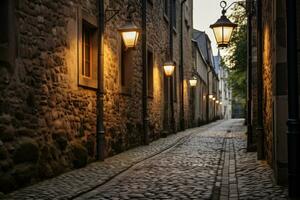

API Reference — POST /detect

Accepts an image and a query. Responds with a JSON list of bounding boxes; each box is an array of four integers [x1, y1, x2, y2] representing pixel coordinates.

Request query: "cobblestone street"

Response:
[[4, 119, 288, 200]]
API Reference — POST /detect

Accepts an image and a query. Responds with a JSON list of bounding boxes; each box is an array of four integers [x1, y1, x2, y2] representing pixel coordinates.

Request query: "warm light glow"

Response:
[[211, 26, 235, 47], [163, 62, 175, 76], [121, 31, 139, 48], [210, 15, 237, 48], [220, 102, 223, 105], [119, 21, 140, 48], [189, 78, 197, 87], [212, 97, 216, 101], [216, 100, 219, 104], [209, 94, 214, 99]]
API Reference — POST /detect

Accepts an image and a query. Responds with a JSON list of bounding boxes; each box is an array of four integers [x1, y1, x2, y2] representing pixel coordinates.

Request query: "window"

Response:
[[79, 11, 98, 89], [120, 41, 133, 93], [82, 24, 92, 78], [0, 0, 15, 66], [147, 50, 154, 96], [172, 0, 177, 29]]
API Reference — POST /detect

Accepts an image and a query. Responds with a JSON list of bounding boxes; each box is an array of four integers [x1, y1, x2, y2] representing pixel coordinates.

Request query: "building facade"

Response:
[[249, 0, 300, 196], [0, 0, 195, 193], [214, 52, 232, 120]]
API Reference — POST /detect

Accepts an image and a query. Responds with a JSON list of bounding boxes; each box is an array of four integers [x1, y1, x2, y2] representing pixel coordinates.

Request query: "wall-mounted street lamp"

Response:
[[210, 1, 237, 48], [212, 97, 216, 101], [189, 76, 198, 87], [216, 100, 220, 104], [220, 101, 223, 105], [106, 4, 141, 49], [209, 94, 214, 99], [118, 21, 140, 48], [163, 61, 175, 77]]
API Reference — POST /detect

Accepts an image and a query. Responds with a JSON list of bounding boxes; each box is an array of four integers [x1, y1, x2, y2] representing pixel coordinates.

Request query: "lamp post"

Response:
[[163, 61, 175, 135], [189, 76, 198, 126]]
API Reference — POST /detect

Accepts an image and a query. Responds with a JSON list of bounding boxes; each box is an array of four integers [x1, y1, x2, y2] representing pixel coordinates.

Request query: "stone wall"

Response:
[[0, 0, 194, 193], [261, 0, 274, 165], [0, 0, 99, 193]]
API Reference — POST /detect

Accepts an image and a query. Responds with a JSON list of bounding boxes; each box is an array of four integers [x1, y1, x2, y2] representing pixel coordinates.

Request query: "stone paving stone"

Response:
[[3, 119, 288, 200], [4, 122, 220, 200]]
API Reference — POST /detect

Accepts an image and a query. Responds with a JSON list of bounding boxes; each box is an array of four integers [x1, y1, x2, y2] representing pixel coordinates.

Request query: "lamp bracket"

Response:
[[105, 9, 120, 23], [220, 0, 256, 15]]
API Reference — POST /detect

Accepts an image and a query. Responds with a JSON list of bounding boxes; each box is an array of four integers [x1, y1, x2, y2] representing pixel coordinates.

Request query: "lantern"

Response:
[[163, 61, 175, 76], [210, 2, 237, 48], [119, 21, 140, 48], [189, 77, 198, 87]]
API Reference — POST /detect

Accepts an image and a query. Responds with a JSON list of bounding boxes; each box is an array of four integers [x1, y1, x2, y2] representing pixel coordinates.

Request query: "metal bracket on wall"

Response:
[[105, 9, 120, 23]]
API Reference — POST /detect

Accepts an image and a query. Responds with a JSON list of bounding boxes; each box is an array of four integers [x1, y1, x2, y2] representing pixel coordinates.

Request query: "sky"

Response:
[[193, 0, 235, 56]]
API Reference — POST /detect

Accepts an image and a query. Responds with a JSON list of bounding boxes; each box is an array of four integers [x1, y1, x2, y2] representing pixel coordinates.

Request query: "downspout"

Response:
[[97, 0, 105, 160], [179, 0, 187, 130], [256, 0, 264, 160], [170, 0, 175, 133], [286, 0, 300, 198], [246, 0, 254, 151], [142, 0, 149, 144], [206, 68, 211, 123]]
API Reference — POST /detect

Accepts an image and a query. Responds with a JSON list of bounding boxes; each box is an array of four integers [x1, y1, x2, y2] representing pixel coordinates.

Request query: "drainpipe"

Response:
[[206, 68, 211, 123], [96, 0, 105, 160], [179, 0, 187, 131], [142, 0, 149, 144], [286, 0, 300, 198], [246, 0, 254, 151], [170, 0, 175, 133], [256, 0, 264, 160]]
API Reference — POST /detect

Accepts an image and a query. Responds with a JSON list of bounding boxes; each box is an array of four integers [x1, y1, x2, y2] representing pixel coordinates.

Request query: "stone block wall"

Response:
[[0, 0, 194, 193]]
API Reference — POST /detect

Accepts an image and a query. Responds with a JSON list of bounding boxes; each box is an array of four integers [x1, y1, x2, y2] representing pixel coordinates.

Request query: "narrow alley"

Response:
[[4, 120, 287, 200]]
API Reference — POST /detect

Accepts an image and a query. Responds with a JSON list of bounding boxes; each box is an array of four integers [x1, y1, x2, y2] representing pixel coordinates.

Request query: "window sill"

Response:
[[78, 84, 98, 91]]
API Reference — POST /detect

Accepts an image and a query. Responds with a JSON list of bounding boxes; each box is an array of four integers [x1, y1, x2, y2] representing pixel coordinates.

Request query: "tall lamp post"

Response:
[[163, 61, 176, 135]]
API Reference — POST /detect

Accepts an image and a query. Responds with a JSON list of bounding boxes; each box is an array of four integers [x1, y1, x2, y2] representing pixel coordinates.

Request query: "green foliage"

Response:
[[222, 4, 247, 106]]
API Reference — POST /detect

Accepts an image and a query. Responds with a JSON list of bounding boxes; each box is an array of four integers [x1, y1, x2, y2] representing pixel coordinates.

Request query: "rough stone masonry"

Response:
[[0, 0, 194, 193]]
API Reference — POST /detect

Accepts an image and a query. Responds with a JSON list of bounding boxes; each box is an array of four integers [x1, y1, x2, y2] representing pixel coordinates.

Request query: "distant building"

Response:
[[192, 29, 220, 122], [214, 52, 232, 119]]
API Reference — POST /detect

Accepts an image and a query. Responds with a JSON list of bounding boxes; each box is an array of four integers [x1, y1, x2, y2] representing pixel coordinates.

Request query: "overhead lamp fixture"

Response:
[[210, 1, 237, 48]]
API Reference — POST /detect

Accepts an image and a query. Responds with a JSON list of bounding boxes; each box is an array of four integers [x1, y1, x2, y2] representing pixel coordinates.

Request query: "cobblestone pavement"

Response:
[[4, 119, 288, 200]]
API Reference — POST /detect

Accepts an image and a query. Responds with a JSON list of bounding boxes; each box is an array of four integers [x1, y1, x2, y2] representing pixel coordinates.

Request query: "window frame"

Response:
[[78, 10, 98, 89]]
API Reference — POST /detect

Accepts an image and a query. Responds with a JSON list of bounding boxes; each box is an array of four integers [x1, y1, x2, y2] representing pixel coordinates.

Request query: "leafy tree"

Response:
[[222, 4, 247, 107]]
